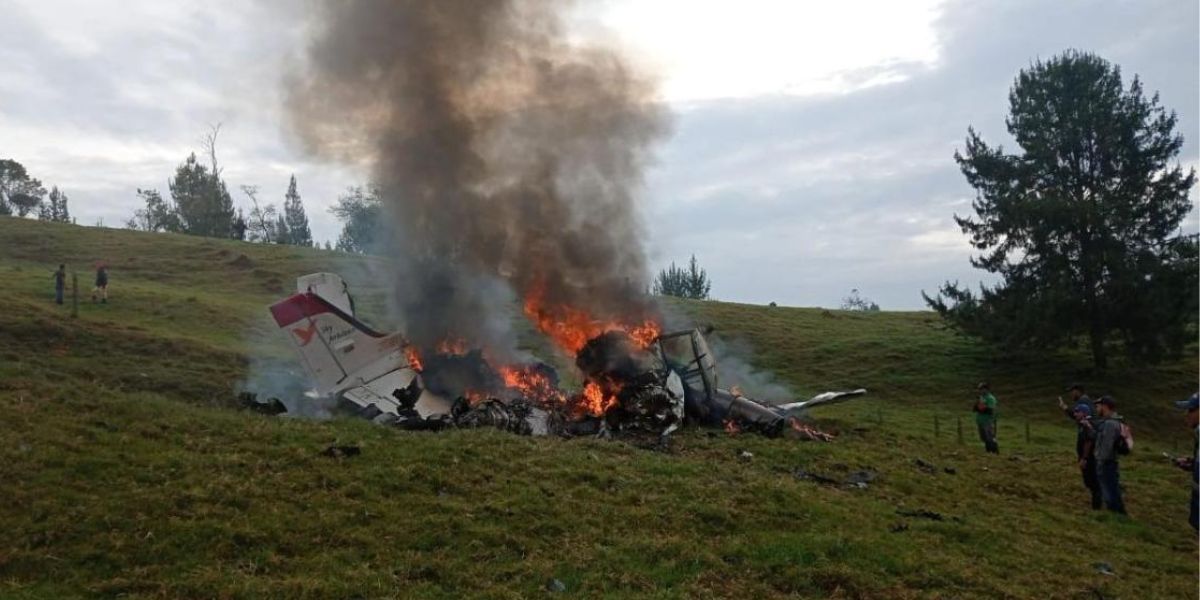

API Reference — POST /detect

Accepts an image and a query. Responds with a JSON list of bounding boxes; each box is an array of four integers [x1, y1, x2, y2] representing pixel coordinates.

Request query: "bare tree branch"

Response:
[[241, 184, 275, 244], [202, 122, 224, 177]]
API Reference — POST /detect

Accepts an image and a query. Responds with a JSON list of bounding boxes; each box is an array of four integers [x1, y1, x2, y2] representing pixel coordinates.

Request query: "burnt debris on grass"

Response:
[[247, 273, 870, 448]]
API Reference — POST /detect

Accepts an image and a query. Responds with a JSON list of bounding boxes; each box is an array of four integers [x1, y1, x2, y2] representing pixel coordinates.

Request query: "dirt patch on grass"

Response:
[[251, 269, 285, 293], [262, 277, 284, 294], [229, 254, 255, 269]]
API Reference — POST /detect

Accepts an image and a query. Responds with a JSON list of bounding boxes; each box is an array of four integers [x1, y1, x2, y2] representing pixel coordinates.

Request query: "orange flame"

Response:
[[397, 276, 661, 421], [723, 418, 741, 435], [404, 346, 424, 372], [582, 381, 618, 416], [788, 417, 835, 442], [626, 320, 662, 349], [499, 365, 565, 405], [464, 389, 487, 405], [521, 279, 661, 353]]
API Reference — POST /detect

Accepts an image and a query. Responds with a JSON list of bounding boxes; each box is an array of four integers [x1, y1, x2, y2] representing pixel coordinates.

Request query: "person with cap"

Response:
[[1171, 393, 1198, 530], [1091, 395, 1126, 514], [974, 382, 999, 454], [1058, 385, 1100, 509]]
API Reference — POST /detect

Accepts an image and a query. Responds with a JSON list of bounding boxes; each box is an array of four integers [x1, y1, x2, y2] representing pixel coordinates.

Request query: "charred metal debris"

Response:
[[254, 274, 869, 446], [244, 326, 864, 445]]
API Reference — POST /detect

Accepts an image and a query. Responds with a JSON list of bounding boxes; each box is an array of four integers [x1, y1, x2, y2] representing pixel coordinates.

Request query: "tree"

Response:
[[924, 51, 1197, 370], [274, 214, 291, 245], [127, 188, 183, 232], [170, 153, 235, 237], [282, 174, 313, 246], [0, 159, 46, 217], [38, 186, 71, 223], [241, 185, 279, 243], [53, 187, 69, 222], [653, 255, 712, 300], [330, 185, 383, 253], [841, 289, 880, 312], [165, 125, 235, 238]]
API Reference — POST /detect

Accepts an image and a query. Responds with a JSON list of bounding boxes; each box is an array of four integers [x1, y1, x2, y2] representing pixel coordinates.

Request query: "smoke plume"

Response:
[[285, 0, 666, 356]]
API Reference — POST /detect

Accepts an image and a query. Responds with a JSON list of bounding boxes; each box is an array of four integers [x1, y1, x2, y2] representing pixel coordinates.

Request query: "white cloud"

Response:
[[585, 0, 944, 101]]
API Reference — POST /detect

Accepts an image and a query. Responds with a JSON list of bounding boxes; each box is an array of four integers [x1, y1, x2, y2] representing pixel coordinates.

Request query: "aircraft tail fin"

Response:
[[269, 291, 411, 396]]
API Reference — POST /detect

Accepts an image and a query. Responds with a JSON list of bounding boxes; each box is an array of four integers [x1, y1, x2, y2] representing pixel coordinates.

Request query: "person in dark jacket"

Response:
[[1059, 385, 1100, 509], [1092, 396, 1126, 514], [92, 264, 108, 304], [52, 264, 66, 305], [1172, 393, 1198, 530]]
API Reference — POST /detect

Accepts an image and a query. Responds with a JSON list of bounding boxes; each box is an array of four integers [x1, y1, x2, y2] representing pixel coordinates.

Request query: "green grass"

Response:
[[0, 216, 1196, 599]]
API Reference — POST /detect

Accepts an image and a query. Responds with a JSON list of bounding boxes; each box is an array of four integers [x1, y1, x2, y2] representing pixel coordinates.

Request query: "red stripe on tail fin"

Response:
[[269, 294, 331, 328]]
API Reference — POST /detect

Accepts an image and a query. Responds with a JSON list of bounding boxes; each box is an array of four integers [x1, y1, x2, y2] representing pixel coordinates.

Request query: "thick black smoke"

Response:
[[285, 0, 666, 355]]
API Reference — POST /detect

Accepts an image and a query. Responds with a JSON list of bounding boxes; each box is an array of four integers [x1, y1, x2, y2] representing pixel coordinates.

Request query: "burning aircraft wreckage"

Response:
[[267, 2, 866, 446], [252, 273, 867, 445]]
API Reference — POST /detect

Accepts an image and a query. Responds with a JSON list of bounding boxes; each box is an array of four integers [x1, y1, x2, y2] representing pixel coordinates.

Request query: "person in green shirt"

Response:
[[974, 382, 999, 454]]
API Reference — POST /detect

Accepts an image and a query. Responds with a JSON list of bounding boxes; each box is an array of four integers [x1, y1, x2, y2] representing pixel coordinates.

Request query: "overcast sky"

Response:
[[2, 0, 1196, 309]]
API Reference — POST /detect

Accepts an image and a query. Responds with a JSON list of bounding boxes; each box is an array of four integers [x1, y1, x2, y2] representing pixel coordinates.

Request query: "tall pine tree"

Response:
[[282, 174, 313, 246], [274, 214, 291, 245], [652, 255, 712, 300], [45, 186, 70, 222], [924, 51, 1197, 370], [169, 153, 235, 238]]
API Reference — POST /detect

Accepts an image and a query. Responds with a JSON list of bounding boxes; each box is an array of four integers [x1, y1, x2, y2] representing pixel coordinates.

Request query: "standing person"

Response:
[[1092, 396, 1127, 514], [92, 263, 108, 304], [1061, 383, 1090, 406], [974, 382, 999, 454], [1171, 393, 1198, 530], [51, 264, 66, 305], [1058, 387, 1100, 509]]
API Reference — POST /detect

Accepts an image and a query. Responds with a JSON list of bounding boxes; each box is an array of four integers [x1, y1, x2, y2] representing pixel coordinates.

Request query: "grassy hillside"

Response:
[[1, 217, 1196, 599]]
